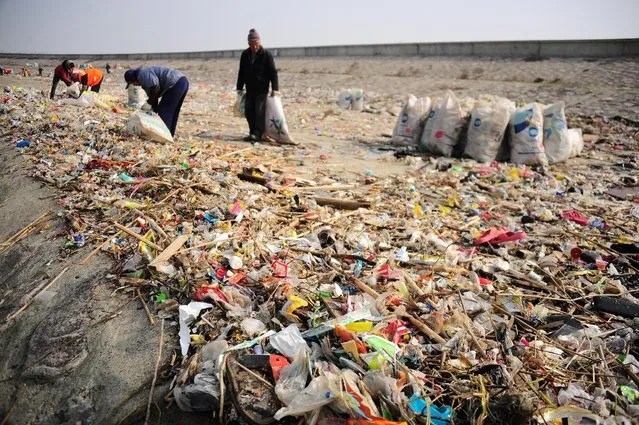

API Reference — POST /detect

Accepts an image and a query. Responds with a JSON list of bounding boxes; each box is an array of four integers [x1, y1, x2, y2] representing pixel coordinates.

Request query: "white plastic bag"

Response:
[[567, 128, 584, 158], [337, 89, 352, 109], [270, 324, 310, 358], [233, 92, 246, 118], [240, 318, 266, 337], [510, 103, 548, 165], [392, 95, 432, 145], [465, 96, 515, 162], [126, 111, 174, 144], [543, 102, 571, 164], [265, 96, 294, 144], [67, 82, 80, 98], [58, 92, 96, 108], [274, 375, 337, 420], [351, 88, 364, 111], [127, 85, 146, 108], [422, 91, 468, 157], [274, 356, 309, 405]]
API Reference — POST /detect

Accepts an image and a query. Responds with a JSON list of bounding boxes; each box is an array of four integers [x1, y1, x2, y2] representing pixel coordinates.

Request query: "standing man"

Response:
[[236, 28, 279, 142], [72, 68, 104, 93], [106, 63, 111, 74], [38, 65, 43, 77], [124, 66, 189, 137], [50, 59, 75, 99]]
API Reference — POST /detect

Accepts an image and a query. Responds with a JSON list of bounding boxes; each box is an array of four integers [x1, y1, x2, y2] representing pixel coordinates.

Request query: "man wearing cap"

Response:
[[236, 28, 279, 142], [124, 66, 189, 137], [49, 59, 75, 99]]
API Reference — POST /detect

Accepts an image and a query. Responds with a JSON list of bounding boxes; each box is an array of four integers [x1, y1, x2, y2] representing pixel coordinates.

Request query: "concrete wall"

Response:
[[2, 39, 638, 61]]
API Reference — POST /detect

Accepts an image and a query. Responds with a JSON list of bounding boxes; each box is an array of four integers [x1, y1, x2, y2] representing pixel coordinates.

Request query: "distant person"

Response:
[[124, 66, 189, 137], [236, 28, 279, 142], [106, 63, 111, 74], [72, 68, 104, 93], [22, 67, 31, 77], [38, 65, 43, 77], [50, 59, 75, 99]]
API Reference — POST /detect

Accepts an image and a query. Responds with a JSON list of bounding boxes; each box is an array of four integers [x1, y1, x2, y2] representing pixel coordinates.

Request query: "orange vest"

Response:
[[78, 68, 103, 86]]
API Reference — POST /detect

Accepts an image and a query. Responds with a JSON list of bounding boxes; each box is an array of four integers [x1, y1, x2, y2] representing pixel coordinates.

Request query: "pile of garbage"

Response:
[[2, 83, 639, 425], [390, 90, 584, 166]]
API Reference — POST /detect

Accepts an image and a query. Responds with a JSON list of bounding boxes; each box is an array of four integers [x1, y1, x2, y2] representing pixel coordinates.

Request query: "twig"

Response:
[[6, 267, 70, 322], [114, 222, 163, 251], [137, 288, 156, 326], [145, 319, 164, 425]]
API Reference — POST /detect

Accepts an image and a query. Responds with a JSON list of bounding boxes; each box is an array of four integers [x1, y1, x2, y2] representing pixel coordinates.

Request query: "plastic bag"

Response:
[[351, 88, 364, 111], [270, 324, 310, 358], [567, 128, 584, 158], [422, 91, 469, 157], [126, 111, 174, 144], [510, 103, 548, 165], [127, 85, 146, 108], [233, 92, 246, 117], [274, 355, 309, 405], [240, 317, 266, 337], [58, 93, 94, 108], [464, 96, 515, 162], [337, 89, 352, 109], [392, 95, 431, 145], [67, 82, 80, 98], [274, 375, 337, 420], [265, 96, 294, 144], [543, 102, 571, 164], [174, 373, 221, 412]]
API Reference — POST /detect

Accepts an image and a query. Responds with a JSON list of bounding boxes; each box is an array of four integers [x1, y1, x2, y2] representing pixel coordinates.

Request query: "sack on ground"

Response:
[[233, 92, 246, 118], [337, 89, 352, 109], [543, 102, 571, 164], [127, 85, 147, 108], [422, 91, 468, 157], [509, 103, 548, 166], [351, 88, 364, 111], [392, 95, 432, 145], [265, 96, 294, 144], [126, 111, 174, 144], [465, 95, 515, 162], [567, 128, 584, 158]]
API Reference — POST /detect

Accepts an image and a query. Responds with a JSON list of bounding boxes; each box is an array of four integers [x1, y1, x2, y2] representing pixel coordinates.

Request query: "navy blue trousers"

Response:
[[158, 76, 189, 136]]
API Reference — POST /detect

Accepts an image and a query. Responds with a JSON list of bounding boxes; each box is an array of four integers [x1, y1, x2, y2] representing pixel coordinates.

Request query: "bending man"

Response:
[[124, 66, 189, 137], [50, 59, 75, 99]]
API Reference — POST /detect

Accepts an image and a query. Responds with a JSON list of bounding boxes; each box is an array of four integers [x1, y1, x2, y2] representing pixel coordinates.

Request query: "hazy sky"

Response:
[[1, 0, 638, 54]]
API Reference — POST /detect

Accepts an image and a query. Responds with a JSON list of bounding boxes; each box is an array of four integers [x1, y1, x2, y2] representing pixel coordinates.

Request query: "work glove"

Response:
[[141, 103, 153, 112], [271, 90, 280, 97]]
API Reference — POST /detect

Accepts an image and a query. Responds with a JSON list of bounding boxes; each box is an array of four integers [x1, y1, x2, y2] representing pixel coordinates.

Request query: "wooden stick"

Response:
[[145, 319, 164, 425], [219, 147, 252, 158], [290, 184, 358, 193], [114, 223, 163, 251], [137, 288, 156, 326], [314, 196, 371, 210], [394, 305, 447, 344], [0, 211, 50, 246], [149, 235, 189, 271], [6, 267, 69, 322]]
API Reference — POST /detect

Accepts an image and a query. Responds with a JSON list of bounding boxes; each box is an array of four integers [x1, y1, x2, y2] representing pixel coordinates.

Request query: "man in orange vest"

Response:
[[72, 68, 104, 94]]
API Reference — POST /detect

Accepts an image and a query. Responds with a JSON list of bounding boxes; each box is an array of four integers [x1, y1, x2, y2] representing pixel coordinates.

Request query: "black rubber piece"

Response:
[[593, 296, 639, 318]]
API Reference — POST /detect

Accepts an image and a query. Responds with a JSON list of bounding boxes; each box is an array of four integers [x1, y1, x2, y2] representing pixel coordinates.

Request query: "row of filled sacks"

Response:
[[391, 90, 584, 165]]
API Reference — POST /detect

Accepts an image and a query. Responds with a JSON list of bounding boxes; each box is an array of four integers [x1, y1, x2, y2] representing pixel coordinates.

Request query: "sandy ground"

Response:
[[0, 55, 638, 425]]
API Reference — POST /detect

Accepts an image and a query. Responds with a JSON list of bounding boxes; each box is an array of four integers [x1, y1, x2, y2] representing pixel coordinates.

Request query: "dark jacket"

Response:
[[236, 47, 278, 94]]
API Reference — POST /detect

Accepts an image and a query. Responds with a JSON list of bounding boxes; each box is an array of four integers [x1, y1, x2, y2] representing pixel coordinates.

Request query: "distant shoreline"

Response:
[[1, 38, 638, 60]]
